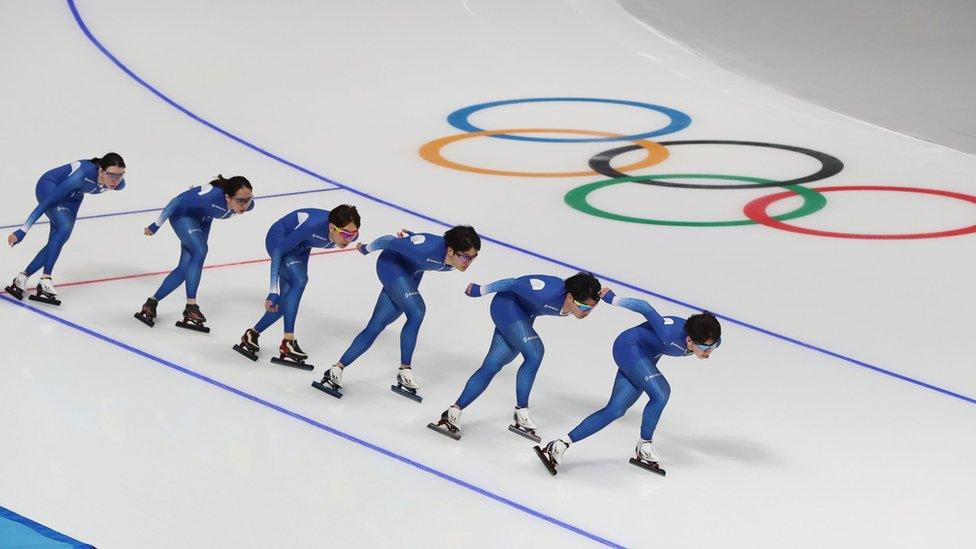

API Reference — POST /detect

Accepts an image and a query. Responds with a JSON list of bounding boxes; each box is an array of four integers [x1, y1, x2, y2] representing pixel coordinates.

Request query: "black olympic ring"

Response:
[[588, 140, 845, 189]]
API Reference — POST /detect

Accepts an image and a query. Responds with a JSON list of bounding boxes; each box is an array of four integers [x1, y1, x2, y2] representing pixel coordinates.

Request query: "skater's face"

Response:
[[687, 337, 718, 359], [226, 188, 254, 214], [98, 167, 125, 189], [563, 294, 598, 318], [446, 247, 478, 271], [330, 222, 359, 248]]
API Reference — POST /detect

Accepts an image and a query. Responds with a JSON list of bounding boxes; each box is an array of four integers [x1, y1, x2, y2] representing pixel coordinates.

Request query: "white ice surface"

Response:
[[0, 1, 973, 548]]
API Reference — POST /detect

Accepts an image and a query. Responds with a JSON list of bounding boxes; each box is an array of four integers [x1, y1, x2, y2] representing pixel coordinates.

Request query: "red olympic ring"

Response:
[[743, 185, 976, 240]]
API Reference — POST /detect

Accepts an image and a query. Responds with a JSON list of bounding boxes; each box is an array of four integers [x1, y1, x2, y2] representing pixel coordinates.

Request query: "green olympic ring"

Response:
[[564, 174, 827, 227]]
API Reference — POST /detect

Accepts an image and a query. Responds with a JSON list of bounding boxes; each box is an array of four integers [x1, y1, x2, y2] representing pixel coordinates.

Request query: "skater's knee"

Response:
[[405, 300, 426, 322], [189, 248, 208, 266], [648, 377, 671, 404], [50, 227, 72, 246], [607, 405, 628, 421], [478, 361, 505, 377], [367, 312, 398, 331], [523, 343, 544, 365]]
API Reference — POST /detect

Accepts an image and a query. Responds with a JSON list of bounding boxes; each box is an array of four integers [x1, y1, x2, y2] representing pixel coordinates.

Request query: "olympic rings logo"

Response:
[[419, 97, 976, 240]]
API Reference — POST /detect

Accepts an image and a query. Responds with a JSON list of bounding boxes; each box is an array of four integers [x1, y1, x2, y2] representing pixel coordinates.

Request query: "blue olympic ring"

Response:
[[446, 97, 692, 143]]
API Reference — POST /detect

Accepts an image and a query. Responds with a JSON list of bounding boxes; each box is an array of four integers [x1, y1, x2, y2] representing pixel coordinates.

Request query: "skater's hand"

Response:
[[465, 283, 482, 297], [9, 229, 25, 247], [265, 293, 279, 312], [396, 229, 415, 238], [145, 223, 159, 236], [600, 288, 616, 305], [356, 242, 369, 255]]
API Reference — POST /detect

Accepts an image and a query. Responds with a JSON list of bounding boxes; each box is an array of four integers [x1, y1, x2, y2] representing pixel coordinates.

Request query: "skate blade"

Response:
[[391, 384, 423, 403], [533, 445, 558, 476], [311, 380, 343, 398], [175, 321, 210, 333], [3, 286, 24, 300], [426, 422, 460, 441], [270, 357, 314, 371], [629, 458, 666, 477], [28, 293, 61, 306], [508, 424, 542, 443], [232, 344, 258, 362], [133, 313, 155, 328]]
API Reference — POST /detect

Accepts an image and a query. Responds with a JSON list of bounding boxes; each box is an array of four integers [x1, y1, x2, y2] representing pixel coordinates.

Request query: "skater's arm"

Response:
[[601, 291, 668, 333], [147, 188, 197, 235], [146, 195, 182, 234], [267, 252, 284, 303], [466, 278, 517, 297], [358, 234, 398, 255]]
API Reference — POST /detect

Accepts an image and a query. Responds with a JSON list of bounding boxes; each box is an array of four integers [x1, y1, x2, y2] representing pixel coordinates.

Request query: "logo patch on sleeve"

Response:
[[529, 278, 546, 290], [410, 234, 426, 244]]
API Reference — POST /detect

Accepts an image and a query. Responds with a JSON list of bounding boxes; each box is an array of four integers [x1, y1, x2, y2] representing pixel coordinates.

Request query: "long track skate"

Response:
[[533, 445, 558, 476], [426, 408, 461, 440], [28, 283, 60, 306], [175, 304, 209, 333], [232, 329, 260, 361], [133, 298, 158, 327], [270, 339, 313, 371], [508, 423, 541, 443], [3, 283, 24, 301], [629, 457, 666, 477], [391, 368, 422, 402]]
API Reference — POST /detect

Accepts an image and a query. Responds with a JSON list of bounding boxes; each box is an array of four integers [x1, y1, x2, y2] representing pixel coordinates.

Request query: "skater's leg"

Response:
[[23, 180, 59, 276], [24, 201, 77, 276], [271, 255, 313, 365], [23, 222, 56, 277], [40, 202, 80, 276], [567, 369, 642, 443], [280, 255, 309, 336], [508, 322, 545, 408], [337, 287, 403, 367], [179, 218, 209, 301], [385, 275, 426, 366], [621, 359, 671, 441], [454, 327, 519, 409], [152, 242, 192, 301]]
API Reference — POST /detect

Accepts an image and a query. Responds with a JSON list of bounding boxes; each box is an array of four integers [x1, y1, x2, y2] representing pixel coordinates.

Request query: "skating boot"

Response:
[[426, 406, 462, 440], [175, 303, 210, 333], [533, 439, 569, 476], [28, 276, 61, 306], [133, 297, 158, 327], [3, 273, 28, 300], [311, 364, 344, 398], [271, 338, 313, 370], [629, 439, 666, 477], [508, 406, 541, 442], [233, 328, 261, 361], [390, 366, 422, 402]]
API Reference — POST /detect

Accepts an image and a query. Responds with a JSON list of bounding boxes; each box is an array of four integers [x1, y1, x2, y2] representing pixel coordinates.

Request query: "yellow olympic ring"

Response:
[[418, 128, 669, 178]]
